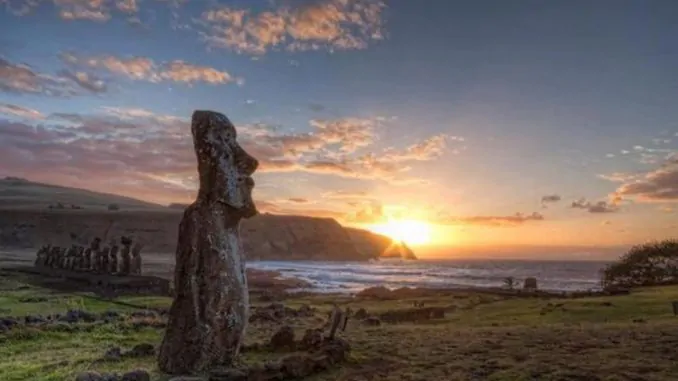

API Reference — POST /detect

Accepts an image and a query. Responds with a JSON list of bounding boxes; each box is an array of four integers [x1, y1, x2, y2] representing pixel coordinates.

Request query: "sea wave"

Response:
[[246, 259, 609, 293]]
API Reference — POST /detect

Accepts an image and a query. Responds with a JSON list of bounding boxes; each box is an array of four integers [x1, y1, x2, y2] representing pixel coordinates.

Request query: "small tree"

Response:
[[503, 276, 517, 290], [601, 239, 678, 289]]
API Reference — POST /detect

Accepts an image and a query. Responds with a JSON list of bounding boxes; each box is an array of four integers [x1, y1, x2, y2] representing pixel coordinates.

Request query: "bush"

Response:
[[107, 203, 120, 211], [601, 239, 678, 289]]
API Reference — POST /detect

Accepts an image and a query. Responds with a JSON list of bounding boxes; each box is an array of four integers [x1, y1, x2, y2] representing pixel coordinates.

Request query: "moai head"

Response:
[[91, 237, 102, 251], [191, 110, 259, 219], [121, 235, 132, 247]]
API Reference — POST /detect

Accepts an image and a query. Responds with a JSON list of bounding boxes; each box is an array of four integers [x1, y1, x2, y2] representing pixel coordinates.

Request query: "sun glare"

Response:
[[369, 219, 432, 245]]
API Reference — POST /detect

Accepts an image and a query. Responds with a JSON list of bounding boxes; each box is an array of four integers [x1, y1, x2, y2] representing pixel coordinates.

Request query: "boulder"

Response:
[[158, 110, 259, 374], [523, 277, 538, 290], [121, 370, 150, 381], [269, 325, 296, 350]]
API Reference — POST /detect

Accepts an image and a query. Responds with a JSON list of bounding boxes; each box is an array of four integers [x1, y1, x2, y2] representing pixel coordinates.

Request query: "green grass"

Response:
[[3, 274, 678, 381]]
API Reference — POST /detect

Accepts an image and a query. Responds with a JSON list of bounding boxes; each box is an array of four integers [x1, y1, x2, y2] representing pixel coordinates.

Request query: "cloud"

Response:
[[612, 155, 678, 202], [540, 194, 561, 206], [0, 57, 106, 96], [570, 198, 618, 213], [60, 52, 240, 85], [0, 103, 45, 120], [598, 172, 640, 183], [438, 212, 545, 227], [0, 107, 455, 204], [2, 0, 142, 21], [287, 198, 309, 203], [199, 0, 386, 55]]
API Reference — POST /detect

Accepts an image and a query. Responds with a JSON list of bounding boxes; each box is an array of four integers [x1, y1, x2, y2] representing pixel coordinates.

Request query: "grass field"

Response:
[[2, 272, 678, 381]]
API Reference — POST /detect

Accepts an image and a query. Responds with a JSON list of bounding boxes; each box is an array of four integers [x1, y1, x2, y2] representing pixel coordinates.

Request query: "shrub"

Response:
[[601, 239, 678, 289], [107, 203, 120, 211], [503, 276, 517, 290]]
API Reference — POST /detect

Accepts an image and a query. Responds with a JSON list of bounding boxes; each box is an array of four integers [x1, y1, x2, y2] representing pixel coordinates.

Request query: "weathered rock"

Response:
[[125, 343, 155, 358], [109, 245, 119, 274], [364, 316, 381, 326], [130, 242, 144, 275], [354, 308, 368, 319], [524, 277, 538, 290], [83, 248, 92, 270], [300, 328, 324, 350], [100, 247, 110, 273], [157, 110, 259, 374], [103, 346, 122, 362], [121, 370, 150, 381], [208, 368, 247, 381], [269, 325, 296, 350], [76, 371, 104, 381], [119, 237, 132, 274]]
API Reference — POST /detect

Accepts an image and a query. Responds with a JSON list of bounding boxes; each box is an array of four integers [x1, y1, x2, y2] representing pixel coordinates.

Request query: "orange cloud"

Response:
[[60, 52, 240, 85], [0, 103, 45, 120], [0, 57, 105, 96], [200, 0, 386, 55], [612, 155, 678, 202]]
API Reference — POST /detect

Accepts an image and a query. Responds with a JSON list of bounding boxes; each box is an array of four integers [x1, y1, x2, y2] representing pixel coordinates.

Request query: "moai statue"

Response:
[[76, 246, 85, 270], [109, 244, 119, 274], [158, 110, 259, 374], [119, 236, 132, 275], [88, 238, 102, 272], [34, 245, 49, 267], [83, 248, 92, 271], [130, 242, 144, 275], [58, 247, 68, 269], [100, 247, 110, 273], [66, 245, 78, 270], [46, 246, 58, 268]]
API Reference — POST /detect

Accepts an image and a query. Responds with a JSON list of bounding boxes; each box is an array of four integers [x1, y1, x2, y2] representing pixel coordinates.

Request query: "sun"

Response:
[[368, 219, 432, 245]]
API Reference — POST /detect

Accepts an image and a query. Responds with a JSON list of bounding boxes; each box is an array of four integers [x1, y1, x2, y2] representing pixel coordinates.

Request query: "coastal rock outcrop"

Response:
[[157, 110, 259, 374]]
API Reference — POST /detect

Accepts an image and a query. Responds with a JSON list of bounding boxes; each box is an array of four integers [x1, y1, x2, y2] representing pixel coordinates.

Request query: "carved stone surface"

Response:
[[119, 238, 132, 275], [100, 247, 110, 273], [83, 248, 92, 270], [158, 110, 259, 375], [109, 245, 119, 274], [130, 242, 143, 275]]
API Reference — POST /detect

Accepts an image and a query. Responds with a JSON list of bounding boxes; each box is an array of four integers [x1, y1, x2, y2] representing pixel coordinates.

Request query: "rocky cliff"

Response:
[[0, 209, 416, 261], [0, 177, 416, 261]]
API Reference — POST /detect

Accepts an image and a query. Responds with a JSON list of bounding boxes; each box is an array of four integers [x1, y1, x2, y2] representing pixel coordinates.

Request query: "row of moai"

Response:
[[34, 236, 144, 275]]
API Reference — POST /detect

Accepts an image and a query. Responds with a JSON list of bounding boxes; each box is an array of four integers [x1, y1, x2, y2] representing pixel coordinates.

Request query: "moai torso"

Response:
[[100, 247, 110, 273], [109, 245, 119, 274], [83, 248, 92, 270], [119, 237, 132, 275], [130, 243, 143, 275], [58, 247, 68, 269]]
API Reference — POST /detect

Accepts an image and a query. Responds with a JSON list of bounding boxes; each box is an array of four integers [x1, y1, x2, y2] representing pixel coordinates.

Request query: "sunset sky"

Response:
[[1, 0, 677, 253]]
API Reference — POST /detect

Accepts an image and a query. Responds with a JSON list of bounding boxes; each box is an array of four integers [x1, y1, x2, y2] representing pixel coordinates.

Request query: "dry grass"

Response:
[[3, 272, 678, 381]]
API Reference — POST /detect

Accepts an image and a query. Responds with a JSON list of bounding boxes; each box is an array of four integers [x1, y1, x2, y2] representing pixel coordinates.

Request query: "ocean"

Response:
[[246, 259, 611, 293]]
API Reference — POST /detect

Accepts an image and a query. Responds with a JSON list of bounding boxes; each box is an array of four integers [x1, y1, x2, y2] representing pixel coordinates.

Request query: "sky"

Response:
[[1, 0, 677, 256]]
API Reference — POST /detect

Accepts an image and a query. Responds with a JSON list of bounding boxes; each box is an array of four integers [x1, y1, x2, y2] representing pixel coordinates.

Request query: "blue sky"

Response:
[[1, 0, 677, 253]]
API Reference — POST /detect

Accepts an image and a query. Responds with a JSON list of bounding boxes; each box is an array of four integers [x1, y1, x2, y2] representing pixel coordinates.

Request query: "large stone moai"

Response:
[[58, 247, 68, 269], [119, 236, 132, 275], [130, 242, 144, 275], [109, 244, 119, 274], [100, 247, 110, 273], [76, 246, 85, 270], [46, 247, 59, 268], [158, 110, 259, 374], [34, 245, 49, 267]]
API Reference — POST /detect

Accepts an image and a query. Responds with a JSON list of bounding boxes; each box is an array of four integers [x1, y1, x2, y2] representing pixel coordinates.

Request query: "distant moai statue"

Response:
[[58, 247, 68, 269], [130, 242, 144, 275], [109, 243, 119, 274], [100, 247, 110, 273], [327, 304, 344, 340], [523, 277, 538, 291], [67, 245, 78, 270], [34, 245, 49, 267], [83, 248, 92, 270], [76, 246, 85, 270], [89, 237, 102, 272], [119, 236, 133, 275], [46, 247, 58, 267]]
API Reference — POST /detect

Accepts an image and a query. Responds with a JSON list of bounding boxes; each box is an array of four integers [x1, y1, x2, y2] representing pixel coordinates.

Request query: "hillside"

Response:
[[0, 177, 164, 210], [0, 178, 415, 261]]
